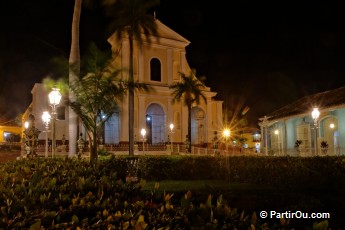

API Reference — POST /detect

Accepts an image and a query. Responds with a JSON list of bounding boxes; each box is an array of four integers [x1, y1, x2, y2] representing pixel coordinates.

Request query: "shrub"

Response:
[[295, 140, 302, 148], [97, 148, 110, 156], [0, 156, 339, 229], [320, 141, 328, 148]]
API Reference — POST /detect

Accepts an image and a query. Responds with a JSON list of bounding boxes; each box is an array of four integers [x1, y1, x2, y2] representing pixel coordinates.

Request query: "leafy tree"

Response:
[[169, 69, 207, 152], [68, 43, 150, 164], [102, 0, 160, 156], [68, 43, 125, 164], [68, 0, 111, 157]]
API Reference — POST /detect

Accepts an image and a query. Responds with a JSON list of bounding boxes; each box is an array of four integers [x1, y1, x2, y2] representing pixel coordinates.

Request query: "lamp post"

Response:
[[311, 107, 320, 156], [223, 128, 230, 153], [330, 123, 335, 143], [274, 129, 279, 155], [41, 111, 51, 158], [169, 123, 174, 152], [141, 128, 146, 154], [48, 88, 62, 158]]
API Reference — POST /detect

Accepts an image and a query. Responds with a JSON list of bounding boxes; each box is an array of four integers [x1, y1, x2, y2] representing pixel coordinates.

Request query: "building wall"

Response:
[[260, 108, 345, 155], [286, 118, 301, 149], [110, 20, 222, 144], [0, 125, 22, 142], [335, 108, 345, 146], [24, 20, 223, 147]]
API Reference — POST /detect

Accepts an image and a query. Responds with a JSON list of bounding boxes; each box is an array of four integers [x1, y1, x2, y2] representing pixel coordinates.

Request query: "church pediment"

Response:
[[108, 19, 190, 49], [153, 20, 190, 47]]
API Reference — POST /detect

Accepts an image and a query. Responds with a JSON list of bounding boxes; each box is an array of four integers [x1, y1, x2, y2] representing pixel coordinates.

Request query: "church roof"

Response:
[[155, 19, 190, 45], [262, 86, 345, 121], [108, 19, 190, 49]]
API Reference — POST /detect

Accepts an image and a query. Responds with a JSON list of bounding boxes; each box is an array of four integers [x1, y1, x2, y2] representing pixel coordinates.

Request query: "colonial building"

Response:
[[0, 122, 21, 143], [23, 19, 223, 150], [259, 86, 345, 156]]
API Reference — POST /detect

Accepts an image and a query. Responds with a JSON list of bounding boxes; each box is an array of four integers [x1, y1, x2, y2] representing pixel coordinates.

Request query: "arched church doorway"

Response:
[[191, 107, 206, 145], [146, 104, 166, 144]]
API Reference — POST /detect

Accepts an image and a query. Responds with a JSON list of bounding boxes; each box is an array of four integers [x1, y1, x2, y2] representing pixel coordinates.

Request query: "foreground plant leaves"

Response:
[[0, 157, 332, 229]]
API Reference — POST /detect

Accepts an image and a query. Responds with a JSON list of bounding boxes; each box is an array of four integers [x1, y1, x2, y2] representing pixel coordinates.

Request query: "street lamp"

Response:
[[311, 107, 320, 155], [223, 128, 230, 153], [41, 111, 51, 158], [48, 88, 62, 158], [274, 130, 280, 155], [169, 123, 174, 152], [141, 128, 146, 154], [330, 123, 335, 143]]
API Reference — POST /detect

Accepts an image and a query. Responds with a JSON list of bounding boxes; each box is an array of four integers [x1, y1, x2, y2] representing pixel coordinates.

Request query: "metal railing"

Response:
[[12, 141, 345, 157], [264, 147, 345, 157]]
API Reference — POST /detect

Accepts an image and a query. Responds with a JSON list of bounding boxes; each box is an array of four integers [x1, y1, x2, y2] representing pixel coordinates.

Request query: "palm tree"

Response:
[[68, 43, 126, 164], [169, 69, 207, 153], [102, 0, 160, 156], [68, 0, 101, 157], [68, 0, 82, 157]]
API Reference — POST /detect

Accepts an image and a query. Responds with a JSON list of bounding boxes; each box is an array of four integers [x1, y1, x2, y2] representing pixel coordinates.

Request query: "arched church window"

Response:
[[150, 58, 161, 82]]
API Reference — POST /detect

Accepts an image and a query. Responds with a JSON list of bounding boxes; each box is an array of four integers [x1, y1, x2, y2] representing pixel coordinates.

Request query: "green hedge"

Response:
[[131, 155, 345, 189]]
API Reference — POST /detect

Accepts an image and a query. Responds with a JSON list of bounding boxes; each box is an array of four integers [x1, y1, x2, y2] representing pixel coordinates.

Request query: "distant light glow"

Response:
[[223, 128, 230, 138], [141, 128, 146, 138]]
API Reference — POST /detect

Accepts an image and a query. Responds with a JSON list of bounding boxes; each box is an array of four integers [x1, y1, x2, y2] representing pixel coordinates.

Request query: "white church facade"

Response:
[[23, 20, 223, 149]]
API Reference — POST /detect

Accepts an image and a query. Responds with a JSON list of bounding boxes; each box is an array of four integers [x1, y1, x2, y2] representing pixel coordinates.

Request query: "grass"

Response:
[[145, 180, 279, 192]]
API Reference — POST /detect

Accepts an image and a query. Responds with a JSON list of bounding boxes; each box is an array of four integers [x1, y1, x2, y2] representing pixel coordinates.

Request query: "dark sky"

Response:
[[1, 0, 345, 126]]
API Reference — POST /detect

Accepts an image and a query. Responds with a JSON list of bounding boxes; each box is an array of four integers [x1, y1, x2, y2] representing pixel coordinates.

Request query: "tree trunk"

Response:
[[90, 131, 98, 165], [68, 0, 82, 157], [128, 30, 134, 156], [187, 105, 192, 153]]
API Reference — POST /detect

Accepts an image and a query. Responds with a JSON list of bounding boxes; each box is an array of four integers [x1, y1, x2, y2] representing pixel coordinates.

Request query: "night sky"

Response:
[[1, 0, 344, 126]]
